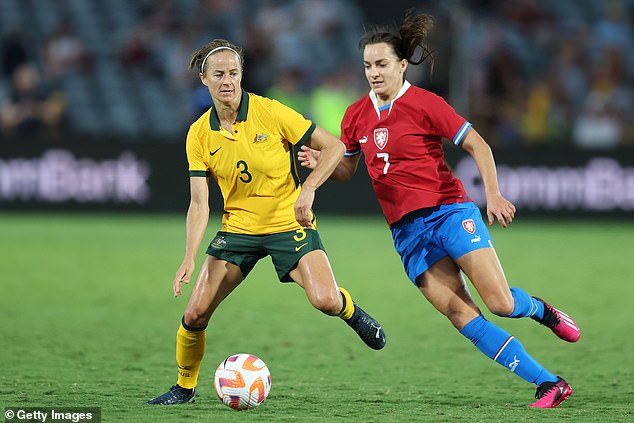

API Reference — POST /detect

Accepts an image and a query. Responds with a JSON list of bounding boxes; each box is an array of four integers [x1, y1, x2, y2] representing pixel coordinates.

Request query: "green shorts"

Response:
[[206, 228, 325, 282]]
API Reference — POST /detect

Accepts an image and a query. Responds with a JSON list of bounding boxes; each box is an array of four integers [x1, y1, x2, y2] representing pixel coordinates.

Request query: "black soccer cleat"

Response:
[[345, 304, 386, 350], [147, 385, 195, 405]]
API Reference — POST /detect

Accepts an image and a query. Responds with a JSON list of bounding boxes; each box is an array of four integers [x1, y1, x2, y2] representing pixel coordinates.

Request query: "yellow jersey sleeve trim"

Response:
[[189, 170, 210, 177], [297, 122, 316, 148]]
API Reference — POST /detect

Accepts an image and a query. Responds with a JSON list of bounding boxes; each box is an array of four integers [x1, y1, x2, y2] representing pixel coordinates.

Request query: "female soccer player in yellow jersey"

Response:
[[147, 39, 386, 405]]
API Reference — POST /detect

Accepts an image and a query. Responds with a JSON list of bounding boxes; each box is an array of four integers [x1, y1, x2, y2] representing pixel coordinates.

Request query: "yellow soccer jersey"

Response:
[[186, 90, 316, 235]]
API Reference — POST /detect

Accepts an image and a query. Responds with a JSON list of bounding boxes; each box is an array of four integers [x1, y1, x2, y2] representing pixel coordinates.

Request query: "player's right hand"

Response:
[[173, 260, 195, 297], [294, 185, 316, 228], [297, 145, 319, 170]]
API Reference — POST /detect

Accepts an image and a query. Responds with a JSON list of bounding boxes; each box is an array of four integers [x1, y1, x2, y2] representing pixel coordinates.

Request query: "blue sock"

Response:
[[508, 287, 544, 319], [460, 315, 557, 385]]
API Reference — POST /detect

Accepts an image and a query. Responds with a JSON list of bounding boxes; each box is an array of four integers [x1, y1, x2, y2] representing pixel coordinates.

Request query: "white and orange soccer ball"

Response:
[[213, 353, 271, 410]]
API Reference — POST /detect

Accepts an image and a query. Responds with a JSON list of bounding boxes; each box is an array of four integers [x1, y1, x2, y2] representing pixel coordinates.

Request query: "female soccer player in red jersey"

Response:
[[299, 10, 580, 408]]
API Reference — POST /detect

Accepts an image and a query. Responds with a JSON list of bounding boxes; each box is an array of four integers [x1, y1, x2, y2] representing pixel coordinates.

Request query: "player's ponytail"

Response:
[[399, 9, 433, 66], [359, 9, 434, 68]]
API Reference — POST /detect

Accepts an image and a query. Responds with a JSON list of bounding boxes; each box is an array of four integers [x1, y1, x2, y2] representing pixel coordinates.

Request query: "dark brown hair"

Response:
[[189, 39, 244, 74], [359, 9, 434, 67]]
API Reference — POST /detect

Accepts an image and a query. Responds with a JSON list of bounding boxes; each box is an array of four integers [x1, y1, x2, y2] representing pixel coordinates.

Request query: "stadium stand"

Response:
[[0, 0, 632, 147]]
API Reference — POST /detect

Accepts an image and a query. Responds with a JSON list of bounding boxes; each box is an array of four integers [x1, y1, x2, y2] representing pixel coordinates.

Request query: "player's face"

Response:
[[200, 50, 243, 107], [363, 43, 407, 102]]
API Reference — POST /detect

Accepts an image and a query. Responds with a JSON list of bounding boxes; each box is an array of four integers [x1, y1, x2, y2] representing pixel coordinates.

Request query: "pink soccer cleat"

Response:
[[528, 377, 572, 408], [533, 297, 581, 342]]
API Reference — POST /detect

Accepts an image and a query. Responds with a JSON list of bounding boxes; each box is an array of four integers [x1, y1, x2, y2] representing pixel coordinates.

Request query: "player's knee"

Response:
[[183, 308, 210, 328], [487, 296, 515, 317], [310, 289, 341, 316]]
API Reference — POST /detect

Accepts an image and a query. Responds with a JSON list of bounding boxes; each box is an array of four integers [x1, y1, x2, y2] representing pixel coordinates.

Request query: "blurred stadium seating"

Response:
[[0, 0, 632, 147]]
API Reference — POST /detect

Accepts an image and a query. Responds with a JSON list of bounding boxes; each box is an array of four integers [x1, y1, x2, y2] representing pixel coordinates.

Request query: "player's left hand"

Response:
[[294, 186, 315, 228], [297, 145, 319, 170], [486, 193, 516, 228]]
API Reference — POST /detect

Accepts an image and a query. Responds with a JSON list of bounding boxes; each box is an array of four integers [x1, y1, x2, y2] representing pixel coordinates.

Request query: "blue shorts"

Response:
[[390, 202, 493, 286]]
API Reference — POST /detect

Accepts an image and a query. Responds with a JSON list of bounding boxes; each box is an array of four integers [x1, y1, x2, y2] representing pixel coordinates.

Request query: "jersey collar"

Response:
[[368, 80, 411, 118], [208, 90, 250, 131]]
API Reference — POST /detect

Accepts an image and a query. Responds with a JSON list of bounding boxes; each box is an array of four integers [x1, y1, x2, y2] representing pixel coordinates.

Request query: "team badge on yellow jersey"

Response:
[[253, 133, 269, 143]]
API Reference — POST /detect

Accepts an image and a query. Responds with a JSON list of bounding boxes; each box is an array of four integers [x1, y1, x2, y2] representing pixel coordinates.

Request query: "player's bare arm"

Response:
[[460, 129, 516, 228], [297, 145, 360, 181], [173, 176, 210, 297], [294, 126, 345, 227]]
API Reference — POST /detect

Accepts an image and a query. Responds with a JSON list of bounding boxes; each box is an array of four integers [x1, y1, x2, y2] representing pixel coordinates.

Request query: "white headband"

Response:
[[200, 46, 240, 73]]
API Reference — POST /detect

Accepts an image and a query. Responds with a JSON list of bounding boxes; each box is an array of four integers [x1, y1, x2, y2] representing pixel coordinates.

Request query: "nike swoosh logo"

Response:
[[295, 243, 308, 252], [209, 147, 222, 156]]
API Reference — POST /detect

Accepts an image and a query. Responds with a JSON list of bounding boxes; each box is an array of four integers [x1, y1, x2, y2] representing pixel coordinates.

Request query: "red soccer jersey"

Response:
[[340, 82, 472, 226]]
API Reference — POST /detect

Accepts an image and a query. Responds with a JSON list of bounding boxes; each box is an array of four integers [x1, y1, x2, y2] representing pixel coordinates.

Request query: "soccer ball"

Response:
[[214, 353, 271, 410]]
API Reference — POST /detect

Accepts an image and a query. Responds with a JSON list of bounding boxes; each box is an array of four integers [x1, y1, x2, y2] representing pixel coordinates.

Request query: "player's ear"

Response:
[[199, 73, 208, 86], [400, 59, 408, 73]]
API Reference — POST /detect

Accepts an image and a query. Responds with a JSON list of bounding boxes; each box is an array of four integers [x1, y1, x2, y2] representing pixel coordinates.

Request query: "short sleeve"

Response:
[[426, 93, 472, 146], [185, 126, 209, 176], [270, 99, 315, 147], [340, 108, 361, 156]]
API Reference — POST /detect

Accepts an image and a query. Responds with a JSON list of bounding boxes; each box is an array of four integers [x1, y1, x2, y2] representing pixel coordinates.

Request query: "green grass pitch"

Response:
[[1, 213, 633, 422]]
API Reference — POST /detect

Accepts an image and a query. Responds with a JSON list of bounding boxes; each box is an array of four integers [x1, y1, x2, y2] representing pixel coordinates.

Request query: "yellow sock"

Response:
[[175, 322, 206, 389], [338, 287, 355, 320]]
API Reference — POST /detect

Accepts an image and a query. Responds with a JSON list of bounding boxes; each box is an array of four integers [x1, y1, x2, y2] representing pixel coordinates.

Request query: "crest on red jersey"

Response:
[[462, 219, 476, 234], [373, 128, 389, 150]]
